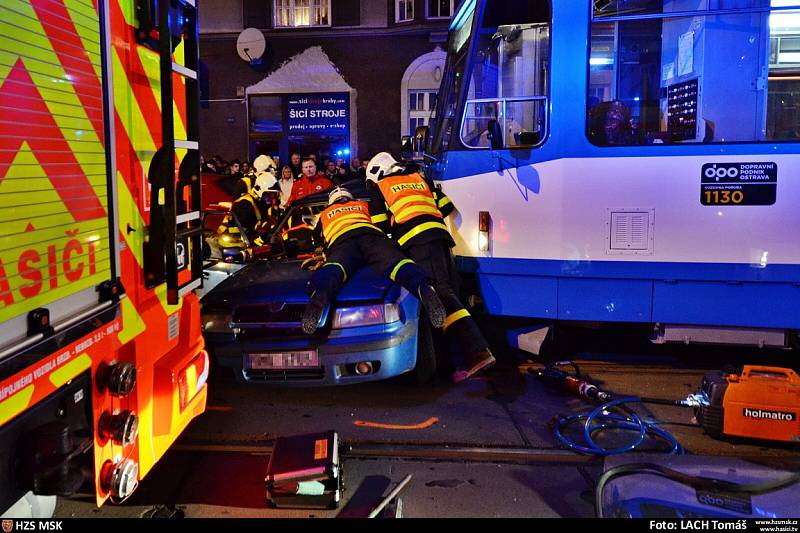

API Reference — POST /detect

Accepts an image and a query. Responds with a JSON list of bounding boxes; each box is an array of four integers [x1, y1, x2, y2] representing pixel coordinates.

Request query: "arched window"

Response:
[[401, 49, 447, 138]]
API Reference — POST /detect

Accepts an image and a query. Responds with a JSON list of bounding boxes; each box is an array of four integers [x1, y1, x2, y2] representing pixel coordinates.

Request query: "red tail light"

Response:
[[479, 211, 491, 252]]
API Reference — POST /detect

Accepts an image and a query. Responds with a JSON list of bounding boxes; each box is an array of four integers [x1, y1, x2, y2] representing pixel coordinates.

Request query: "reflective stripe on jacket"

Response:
[[376, 173, 443, 225], [320, 200, 380, 246]]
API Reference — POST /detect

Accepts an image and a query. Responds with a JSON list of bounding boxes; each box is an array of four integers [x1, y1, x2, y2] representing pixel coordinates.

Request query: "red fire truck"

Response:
[[0, 0, 206, 515]]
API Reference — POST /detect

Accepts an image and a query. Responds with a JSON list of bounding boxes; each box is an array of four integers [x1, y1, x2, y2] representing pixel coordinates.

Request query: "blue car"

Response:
[[200, 182, 436, 386]]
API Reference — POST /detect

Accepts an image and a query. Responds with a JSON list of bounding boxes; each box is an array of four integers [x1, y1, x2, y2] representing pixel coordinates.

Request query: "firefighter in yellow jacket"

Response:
[[366, 152, 495, 383], [217, 164, 280, 246], [301, 187, 446, 335]]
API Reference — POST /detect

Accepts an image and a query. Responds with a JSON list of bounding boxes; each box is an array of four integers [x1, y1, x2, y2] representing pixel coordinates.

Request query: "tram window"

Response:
[[594, 0, 778, 18], [459, 1, 551, 149], [430, 0, 475, 153], [588, 2, 800, 145]]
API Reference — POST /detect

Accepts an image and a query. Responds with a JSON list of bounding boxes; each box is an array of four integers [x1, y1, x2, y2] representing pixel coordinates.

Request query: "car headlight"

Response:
[[332, 303, 400, 329], [202, 308, 232, 333]]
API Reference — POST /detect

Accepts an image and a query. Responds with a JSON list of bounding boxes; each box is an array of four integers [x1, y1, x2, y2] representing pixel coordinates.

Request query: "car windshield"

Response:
[[269, 196, 373, 260], [268, 202, 326, 259]]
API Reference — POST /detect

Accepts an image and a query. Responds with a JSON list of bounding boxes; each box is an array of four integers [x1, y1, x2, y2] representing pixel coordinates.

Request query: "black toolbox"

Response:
[[265, 430, 342, 509]]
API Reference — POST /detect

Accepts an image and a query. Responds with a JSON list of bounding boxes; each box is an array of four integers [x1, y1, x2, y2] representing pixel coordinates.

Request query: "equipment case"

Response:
[[265, 430, 342, 509]]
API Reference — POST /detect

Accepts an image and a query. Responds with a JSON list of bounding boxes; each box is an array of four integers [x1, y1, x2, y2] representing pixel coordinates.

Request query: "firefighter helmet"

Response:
[[253, 154, 277, 174], [328, 187, 354, 205], [366, 152, 403, 183], [252, 171, 277, 199]]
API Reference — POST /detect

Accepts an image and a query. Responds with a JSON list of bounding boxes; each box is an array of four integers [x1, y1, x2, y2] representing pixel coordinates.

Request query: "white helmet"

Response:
[[252, 171, 277, 199], [253, 154, 277, 174], [327, 187, 354, 206], [366, 152, 403, 183]]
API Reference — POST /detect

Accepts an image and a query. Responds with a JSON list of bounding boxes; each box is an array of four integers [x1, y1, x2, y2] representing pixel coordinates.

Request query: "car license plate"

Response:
[[246, 351, 319, 370]]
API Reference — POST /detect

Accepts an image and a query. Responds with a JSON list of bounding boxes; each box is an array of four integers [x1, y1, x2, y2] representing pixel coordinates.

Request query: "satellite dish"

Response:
[[236, 28, 266, 63]]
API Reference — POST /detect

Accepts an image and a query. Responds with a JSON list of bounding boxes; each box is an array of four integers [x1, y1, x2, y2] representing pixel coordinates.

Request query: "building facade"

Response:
[[199, 0, 454, 164]]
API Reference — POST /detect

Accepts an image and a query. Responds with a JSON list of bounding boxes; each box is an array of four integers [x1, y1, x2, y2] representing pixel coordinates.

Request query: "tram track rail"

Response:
[[172, 439, 800, 467]]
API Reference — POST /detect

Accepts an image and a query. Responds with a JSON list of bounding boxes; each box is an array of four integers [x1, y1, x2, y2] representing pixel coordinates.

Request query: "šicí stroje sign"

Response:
[[287, 93, 349, 136]]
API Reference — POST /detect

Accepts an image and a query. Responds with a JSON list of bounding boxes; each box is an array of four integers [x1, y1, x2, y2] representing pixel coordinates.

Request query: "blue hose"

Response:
[[554, 396, 684, 455]]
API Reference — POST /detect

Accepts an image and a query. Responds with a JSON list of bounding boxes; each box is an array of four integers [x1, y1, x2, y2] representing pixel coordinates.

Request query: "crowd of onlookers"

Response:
[[205, 151, 375, 257], [202, 152, 369, 208]]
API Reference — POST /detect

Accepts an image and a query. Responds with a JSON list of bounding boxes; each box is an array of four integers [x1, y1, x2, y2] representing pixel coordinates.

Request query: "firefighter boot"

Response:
[[302, 291, 330, 335], [452, 349, 496, 384], [418, 284, 446, 329]]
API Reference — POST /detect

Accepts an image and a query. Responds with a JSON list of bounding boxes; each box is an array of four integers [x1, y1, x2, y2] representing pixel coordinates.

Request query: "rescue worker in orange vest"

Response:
[[301, 187, 446, 335], [366, 152, 495, 383], [217, 164, 280, 247]]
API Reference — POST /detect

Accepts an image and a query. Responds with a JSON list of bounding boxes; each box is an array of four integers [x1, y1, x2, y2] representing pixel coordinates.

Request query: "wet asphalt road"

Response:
[[54, 323, 800, 518]]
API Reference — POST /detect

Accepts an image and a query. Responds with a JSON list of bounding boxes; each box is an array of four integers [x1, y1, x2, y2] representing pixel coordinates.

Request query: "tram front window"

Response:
[[431, 0, 475, 153], [588, 0, 800, 145], [459, 1, 551, 149]]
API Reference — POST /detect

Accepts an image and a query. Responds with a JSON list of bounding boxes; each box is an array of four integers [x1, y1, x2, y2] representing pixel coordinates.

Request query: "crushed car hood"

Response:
[[201, 259, 392, 307]]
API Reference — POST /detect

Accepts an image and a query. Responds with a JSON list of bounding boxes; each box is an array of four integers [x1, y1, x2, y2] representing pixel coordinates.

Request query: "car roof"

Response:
[[267, 179, 371, 239], [292, 178, 369, 206]]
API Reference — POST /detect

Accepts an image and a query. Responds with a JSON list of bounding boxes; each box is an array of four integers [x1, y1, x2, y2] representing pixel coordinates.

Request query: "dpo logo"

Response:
[[704, 164, 739, 181]]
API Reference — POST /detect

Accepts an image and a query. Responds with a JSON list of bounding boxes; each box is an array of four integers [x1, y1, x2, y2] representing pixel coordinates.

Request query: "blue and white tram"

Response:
[[422, 0, 800, 347]]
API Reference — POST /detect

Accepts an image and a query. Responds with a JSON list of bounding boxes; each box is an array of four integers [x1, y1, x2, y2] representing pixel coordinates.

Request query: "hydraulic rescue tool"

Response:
[[535, 362, 799, 454]]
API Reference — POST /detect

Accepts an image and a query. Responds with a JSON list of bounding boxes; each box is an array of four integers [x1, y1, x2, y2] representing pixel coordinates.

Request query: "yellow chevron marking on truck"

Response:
[[112, 50, 157, 154], [118, 296, 146, 344], [156, 283, 182, 315], [0, 147, 110, 323], [0, 385, 34, 426], [49, 353, 91, 388], [1, 2, 107, 200], [116, 171, 145, 267], [63, 0, 103, 81], [136, 45, 188, 144], [117, 0, 136, 28]]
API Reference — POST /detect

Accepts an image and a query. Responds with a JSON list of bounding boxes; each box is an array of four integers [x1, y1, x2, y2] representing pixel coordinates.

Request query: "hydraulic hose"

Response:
[[554, 396, 684, 456]]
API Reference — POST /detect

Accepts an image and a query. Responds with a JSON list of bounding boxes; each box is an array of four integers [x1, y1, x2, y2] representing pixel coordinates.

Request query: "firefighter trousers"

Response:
[[309, 233, 430, 298], [405, 241, 489, 361]]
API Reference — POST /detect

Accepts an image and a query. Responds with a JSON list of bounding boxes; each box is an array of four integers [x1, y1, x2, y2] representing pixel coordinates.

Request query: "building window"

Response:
[[396, 0, 414, 23], [408, 90, 438, 135], [274, 0, 330, 28], [427, 0, 454, 19]]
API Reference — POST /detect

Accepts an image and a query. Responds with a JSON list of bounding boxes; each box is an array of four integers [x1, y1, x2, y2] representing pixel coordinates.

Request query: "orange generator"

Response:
[[0, 0, 207, 515], [698, 366, 800, 443]]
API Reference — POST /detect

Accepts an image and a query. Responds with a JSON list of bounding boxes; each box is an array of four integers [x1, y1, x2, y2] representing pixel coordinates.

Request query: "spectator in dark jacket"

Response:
[[288, 152, 302, 179]]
